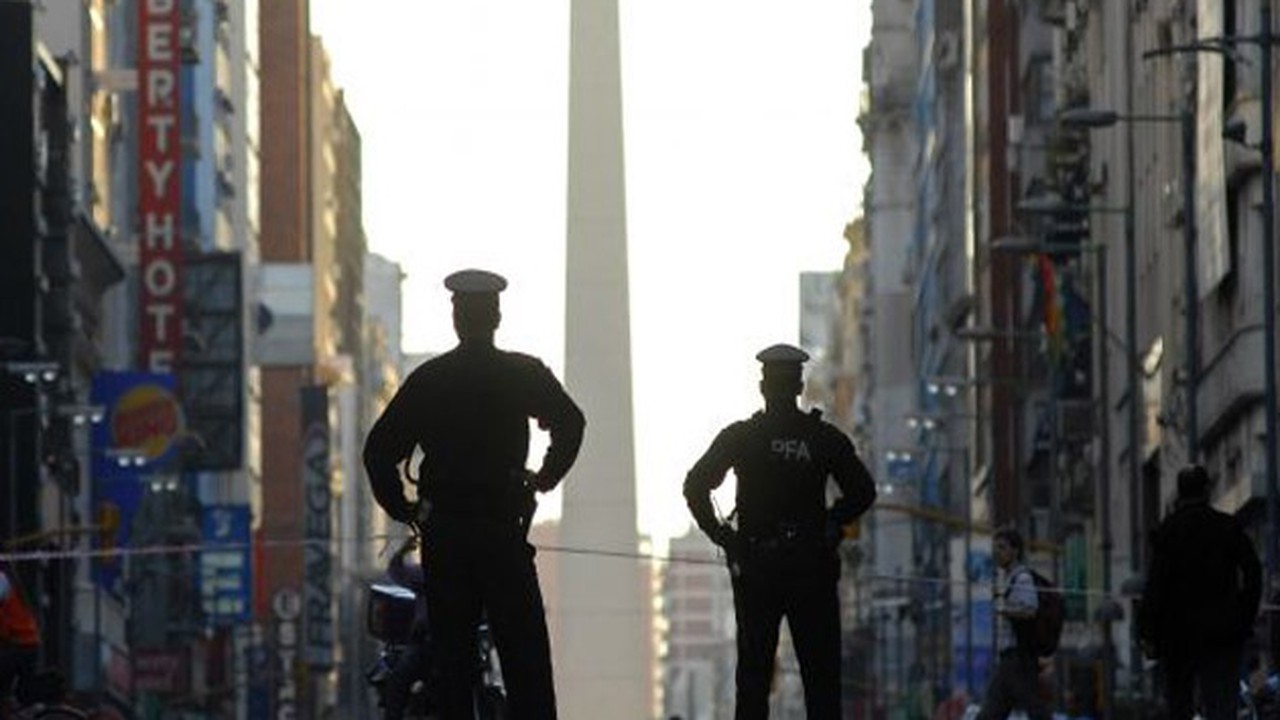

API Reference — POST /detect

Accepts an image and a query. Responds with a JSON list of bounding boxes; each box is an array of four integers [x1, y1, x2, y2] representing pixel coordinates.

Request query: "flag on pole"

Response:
[[1038, 254, 1066, 359]]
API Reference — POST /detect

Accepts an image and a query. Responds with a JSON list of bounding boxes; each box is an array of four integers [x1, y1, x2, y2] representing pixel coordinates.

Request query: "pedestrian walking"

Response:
[[363, 269, 586, 720], [683, 343, 876, 719], [1139, 464, 1262, 720], [976, 528, 1051, 720]]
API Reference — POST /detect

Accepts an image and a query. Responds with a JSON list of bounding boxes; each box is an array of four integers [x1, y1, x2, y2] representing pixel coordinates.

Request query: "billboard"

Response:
[[137, 0, 183, 372], [133, 649, 190, 695], [90, 371, 184, 593], [951, 537, 995, 694], [301, 386, 334, 668], [199, 504, 252, 625], [181, 253, 245, 470]]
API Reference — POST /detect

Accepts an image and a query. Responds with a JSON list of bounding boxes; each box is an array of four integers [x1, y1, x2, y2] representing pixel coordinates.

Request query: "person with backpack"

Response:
[[1138, 464, 1261, 720], [976, 527, 1052, 720]]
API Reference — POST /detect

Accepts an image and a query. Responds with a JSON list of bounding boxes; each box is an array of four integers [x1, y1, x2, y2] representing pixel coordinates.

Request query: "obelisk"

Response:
[[557, 0, 648, 715]]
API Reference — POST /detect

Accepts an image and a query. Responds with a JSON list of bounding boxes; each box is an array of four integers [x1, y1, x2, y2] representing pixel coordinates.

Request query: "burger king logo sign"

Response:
[[110, 383, 185, 460]]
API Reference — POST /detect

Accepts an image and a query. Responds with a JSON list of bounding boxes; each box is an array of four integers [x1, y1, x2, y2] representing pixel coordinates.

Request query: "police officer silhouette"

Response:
[[684, 344, 876, 719], [363, 269, 585, 719]]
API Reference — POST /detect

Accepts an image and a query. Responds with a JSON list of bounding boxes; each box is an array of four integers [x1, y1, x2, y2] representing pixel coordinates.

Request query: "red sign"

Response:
[[110, 382, 184, 459], [134, 649, 190, 694], [106, 648, 132, 696], [137, 0, 182, 372]]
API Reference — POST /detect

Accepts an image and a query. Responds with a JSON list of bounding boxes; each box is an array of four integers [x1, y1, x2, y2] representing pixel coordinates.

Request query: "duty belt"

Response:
[[423, 484, 536, 530], [743, 522, 820, 549], [423, 495, 520, 522]]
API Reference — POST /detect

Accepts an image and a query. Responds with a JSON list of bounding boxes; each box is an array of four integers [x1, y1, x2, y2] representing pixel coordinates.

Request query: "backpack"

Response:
[[1022, 569, 1065, 656]]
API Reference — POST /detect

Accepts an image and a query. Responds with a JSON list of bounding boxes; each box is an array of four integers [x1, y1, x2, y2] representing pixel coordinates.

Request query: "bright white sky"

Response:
[[311, 1, 872, 545]]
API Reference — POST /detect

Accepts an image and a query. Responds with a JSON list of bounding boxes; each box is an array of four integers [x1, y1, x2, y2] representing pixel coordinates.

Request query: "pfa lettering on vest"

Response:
[[770, 438, 811, 461]]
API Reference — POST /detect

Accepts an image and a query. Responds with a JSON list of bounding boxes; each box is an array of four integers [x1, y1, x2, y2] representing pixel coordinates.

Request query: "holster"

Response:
[[518, 487, 538, 535]]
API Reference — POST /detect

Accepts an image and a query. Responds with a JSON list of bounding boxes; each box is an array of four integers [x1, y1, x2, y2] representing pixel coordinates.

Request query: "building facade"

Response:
[[660, 530, 735, 720], [856, 0, 1280, 713], [858, 0, 922, 712]]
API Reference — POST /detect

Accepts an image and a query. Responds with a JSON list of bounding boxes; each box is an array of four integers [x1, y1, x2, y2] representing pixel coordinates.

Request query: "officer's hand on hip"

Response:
[[528, 469, 557, 493], [711, 523, 739, 553], [413, 501, 431, 531], [397, 535, 418, 556], [824, 519, 844, 549]]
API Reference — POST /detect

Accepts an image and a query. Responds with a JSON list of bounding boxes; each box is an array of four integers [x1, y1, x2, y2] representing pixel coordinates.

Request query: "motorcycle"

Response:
[[365, 474, 538, 718], [365, 575, 507, 719]]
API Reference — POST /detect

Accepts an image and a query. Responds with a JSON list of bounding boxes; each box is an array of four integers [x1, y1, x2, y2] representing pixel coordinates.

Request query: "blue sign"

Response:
[[198, 504, 252, 625], [886, 455, 917, 481], [90, 371, 181, 594], [952, 598, 995, 693], [954, 547, 996, 694]]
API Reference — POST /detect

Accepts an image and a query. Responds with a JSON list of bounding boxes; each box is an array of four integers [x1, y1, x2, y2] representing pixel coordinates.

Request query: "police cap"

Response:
[[755, 343, 810, 366], [443, 269, 508, 295]]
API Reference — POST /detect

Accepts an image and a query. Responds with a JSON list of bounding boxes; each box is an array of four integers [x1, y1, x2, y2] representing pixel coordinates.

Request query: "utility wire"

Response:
[[7, 535, 1266, 608]]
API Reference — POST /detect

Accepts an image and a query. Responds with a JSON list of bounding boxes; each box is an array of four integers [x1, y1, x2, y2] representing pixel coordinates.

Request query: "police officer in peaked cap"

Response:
[[684, 343, 876, 719], [364, 268, 585, 719]]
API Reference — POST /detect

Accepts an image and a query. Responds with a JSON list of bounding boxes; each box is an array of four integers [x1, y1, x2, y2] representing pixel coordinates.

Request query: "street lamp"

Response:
[[4, 361, 60, 385], [921, 436, 978, 699], [906, 416, 939, 432], [992, 231, 1120, 717], [2, 362, 61, 541], [926, 381, 961, 398], [992, 223, 1122, 709], [1142, 20, 1280, 692], [885, 450, 914, 464], [921, 436, 974, 699], [103, 447, 149, 469], [5, 396, 103, 671], [985, 237, 1116, 554], [906, 395, 978, 697], [1057, 106, 1196, 474], [57, 404, 106, 427]]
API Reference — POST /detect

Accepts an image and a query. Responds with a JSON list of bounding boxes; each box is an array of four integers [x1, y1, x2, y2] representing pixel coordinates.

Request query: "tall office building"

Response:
[[557, 0, 649, 715]]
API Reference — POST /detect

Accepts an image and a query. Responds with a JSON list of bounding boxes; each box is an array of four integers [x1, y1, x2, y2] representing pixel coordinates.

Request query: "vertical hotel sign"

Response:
[[138, 0, 182, 372]]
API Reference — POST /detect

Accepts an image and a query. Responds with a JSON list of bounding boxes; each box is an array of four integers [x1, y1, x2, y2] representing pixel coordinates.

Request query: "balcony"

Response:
[[1196, 324, 1266, 448]]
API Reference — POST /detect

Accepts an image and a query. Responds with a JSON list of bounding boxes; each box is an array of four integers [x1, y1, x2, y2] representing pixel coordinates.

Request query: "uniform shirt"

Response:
[[684, 406, 876, 539], [996, 564, 1039, 652], [363, 341, 585, 522]]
